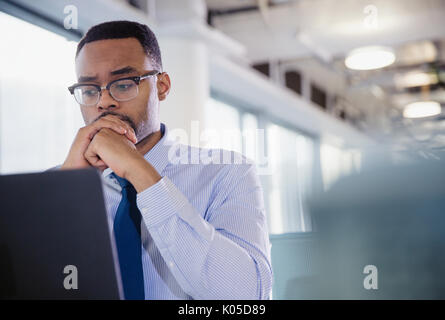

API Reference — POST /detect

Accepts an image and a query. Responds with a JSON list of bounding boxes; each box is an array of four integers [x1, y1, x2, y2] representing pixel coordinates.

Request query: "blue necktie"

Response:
[[112, 173, 145, 300]]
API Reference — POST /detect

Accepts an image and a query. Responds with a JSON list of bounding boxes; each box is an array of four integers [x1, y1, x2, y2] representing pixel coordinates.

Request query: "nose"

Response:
[[97, 88, 119, 111]]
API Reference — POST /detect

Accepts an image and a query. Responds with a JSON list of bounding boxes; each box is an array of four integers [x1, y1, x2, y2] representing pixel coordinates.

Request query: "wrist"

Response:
[[61, 158, 75, 169], [61, 159, 87, 170], [124, 156, 161, 193]]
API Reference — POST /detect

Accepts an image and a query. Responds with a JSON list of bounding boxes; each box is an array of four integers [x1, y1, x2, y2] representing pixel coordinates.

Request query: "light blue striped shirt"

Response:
[[100, 123, 273, 300]]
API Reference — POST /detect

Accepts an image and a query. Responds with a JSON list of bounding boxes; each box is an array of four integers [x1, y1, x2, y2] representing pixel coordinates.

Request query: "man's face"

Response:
[[75, 37, 168, 142]]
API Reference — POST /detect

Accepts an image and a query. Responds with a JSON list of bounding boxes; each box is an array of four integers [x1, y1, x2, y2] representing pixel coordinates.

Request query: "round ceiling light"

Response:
[[345, 46, 396, 70], [403, 101, 441, 119]]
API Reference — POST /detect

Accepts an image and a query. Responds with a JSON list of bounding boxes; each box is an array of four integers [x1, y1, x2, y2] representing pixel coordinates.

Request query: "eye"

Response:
[[83, 89, 97, 96], [77, 86, 98, 97], [114, 82, 135, 91]]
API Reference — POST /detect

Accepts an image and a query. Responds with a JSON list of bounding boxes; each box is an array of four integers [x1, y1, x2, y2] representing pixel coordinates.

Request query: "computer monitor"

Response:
[[0, 168, 123, 299]]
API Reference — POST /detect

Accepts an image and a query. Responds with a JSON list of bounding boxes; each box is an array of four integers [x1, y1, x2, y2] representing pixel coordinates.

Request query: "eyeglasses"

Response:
[[68, 70, 160, 106]]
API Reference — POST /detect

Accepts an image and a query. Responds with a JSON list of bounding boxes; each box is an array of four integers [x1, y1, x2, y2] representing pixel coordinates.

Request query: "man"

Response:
[[61, 20, 272, 300]]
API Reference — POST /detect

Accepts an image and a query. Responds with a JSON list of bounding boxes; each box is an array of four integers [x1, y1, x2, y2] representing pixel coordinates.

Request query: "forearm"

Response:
[[137, 177, 273, 299]]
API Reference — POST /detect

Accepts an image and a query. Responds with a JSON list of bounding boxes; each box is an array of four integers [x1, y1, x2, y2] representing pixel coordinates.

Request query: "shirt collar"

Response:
[[102, 122, 173, 179]]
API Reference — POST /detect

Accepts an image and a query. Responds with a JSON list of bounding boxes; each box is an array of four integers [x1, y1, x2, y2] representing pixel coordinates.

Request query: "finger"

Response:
[[110, 118, 137, 144], [119, 125, 137, 144], [84, 143, 100, 166], [97, 116, 137, 144], [127, 130, 137, 144], [95, 159, 107, 167], [91, 158, 108, 171], [86, 119, 127, 140]]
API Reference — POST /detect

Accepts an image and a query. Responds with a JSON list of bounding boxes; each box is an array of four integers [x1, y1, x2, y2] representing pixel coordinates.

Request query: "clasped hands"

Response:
[[61, 114, 161, 193]]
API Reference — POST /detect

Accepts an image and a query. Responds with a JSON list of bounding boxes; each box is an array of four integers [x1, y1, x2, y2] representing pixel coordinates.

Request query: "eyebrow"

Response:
[[78, 75, 98, 82], [78, 66, 138, 83], [110, 66, 137, 76]]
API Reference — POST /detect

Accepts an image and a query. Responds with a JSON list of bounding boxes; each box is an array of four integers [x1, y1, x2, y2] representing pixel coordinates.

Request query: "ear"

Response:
[[157, 72, 171, 101]]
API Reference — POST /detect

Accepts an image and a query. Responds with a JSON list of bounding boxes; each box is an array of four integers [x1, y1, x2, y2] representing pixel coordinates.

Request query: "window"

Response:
[[205, 98, 242, 153], [241, 112, 259, 162], [285, 70, 302, 95], [206, 94, 317, 234], [310, 83, 327, 109], [320, 144, 362, 191], [266, 124, 315, 234], [0, 11, 83, 174], [206, 96, 270, 170], [252, 62, 270, 78]]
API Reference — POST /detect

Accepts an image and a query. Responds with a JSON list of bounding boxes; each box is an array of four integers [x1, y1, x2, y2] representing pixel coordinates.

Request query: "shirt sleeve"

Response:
[[136, 162, 273, 300]]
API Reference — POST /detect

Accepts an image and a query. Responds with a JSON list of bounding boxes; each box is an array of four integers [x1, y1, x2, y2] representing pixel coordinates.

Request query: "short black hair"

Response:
[[76, 20, 162, 71]]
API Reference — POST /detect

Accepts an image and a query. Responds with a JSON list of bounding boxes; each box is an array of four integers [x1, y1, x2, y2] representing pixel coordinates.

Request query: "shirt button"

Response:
[[141, 208, 148, 214], [168, 261, 174, 268]]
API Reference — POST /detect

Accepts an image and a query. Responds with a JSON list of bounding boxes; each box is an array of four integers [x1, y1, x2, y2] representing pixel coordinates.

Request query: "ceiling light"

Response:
[[394, 71, 438, 88], [403, 101, 441, 119], [345, 46, 395, 70]]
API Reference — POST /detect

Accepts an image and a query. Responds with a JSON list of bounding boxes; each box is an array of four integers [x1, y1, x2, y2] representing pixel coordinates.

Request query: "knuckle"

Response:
[[103, 114, 119, 122], [95, 118, 108, 126], [78, 126, 87, 135], [93, 131, 104, 140], [78, 127, 91, 139], [100, 114, 112, 120], [95, 131, 104, 138], [97, 116, 115, 125], [97, 127, 112, 137]]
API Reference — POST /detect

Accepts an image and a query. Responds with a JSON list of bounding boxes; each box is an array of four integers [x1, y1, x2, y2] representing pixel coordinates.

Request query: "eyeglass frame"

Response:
[[67, 70, 160, 106]]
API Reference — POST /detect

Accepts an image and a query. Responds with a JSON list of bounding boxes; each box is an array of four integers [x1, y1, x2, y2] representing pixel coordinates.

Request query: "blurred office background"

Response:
[[0, 0, 444, 299]]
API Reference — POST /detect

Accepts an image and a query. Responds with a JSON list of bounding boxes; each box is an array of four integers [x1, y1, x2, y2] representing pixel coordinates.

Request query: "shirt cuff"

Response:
[[136, 176, 189, 228]]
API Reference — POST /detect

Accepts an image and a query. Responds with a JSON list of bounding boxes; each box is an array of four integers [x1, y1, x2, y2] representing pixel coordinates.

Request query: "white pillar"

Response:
[[158, 37, 209, 146], [155, 0, 209, 146]]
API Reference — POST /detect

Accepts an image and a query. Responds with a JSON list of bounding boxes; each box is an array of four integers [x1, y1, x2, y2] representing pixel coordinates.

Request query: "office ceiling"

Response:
[[206, 0, 445, 60], [205, 0, 445, 155]]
